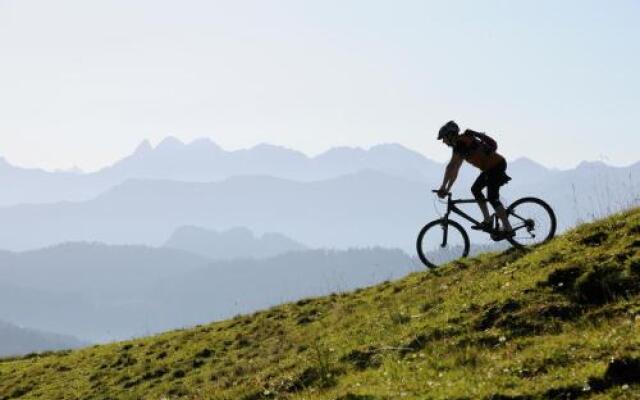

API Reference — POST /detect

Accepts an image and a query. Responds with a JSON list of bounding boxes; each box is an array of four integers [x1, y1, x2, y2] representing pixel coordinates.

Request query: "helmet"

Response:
[[438, 120, 459, 140]]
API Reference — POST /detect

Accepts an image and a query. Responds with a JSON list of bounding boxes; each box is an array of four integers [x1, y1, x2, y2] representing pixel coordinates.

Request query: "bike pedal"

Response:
[[471, 222, 492, 231]]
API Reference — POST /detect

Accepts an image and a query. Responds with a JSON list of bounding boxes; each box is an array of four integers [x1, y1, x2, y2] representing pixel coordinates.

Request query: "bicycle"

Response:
[[416, 190, 557, 268]]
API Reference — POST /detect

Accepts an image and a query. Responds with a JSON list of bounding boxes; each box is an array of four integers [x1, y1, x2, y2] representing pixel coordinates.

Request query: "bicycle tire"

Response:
[[506, 197, 557, 248], [416, 218, 470, 268]]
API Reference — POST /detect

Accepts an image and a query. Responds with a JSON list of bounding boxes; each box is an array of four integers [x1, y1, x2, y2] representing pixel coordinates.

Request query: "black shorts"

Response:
[[471, 159, 510, 205]]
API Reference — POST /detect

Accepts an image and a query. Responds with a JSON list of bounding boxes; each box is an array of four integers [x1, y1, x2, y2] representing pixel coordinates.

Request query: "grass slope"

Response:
[[1, 210, 640, 400]]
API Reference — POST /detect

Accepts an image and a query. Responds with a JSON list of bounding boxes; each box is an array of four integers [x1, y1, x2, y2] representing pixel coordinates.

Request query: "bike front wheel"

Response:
[[506, 197, 557, 248], [416, 219, 470, 268]]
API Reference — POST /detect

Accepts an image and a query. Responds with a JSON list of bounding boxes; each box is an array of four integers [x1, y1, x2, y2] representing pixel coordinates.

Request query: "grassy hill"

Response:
[[1, 210, 639, 399]]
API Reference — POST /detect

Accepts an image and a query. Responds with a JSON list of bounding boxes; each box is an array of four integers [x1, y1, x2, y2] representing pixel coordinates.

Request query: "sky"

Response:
[[0, 0, 639, 172]]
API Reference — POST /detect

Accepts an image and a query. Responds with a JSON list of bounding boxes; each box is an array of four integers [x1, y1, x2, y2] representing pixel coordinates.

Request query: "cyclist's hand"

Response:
[[437, 188, 448, 198]]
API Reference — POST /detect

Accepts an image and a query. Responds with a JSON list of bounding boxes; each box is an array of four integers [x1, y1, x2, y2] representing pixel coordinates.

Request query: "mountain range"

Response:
[[6, 136, 627, 207], [0, 138, 442, 206], [0, 160, 637, 252]]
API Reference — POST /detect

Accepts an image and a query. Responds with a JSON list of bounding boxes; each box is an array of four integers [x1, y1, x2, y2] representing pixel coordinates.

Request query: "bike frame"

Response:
[[440, 193, 489, 229], [435, 191, 532, 243]]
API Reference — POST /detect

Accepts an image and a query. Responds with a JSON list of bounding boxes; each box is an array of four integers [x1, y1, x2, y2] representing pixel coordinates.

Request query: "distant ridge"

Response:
[[0, 320, 88, 357], [164, 226, 308, 260]]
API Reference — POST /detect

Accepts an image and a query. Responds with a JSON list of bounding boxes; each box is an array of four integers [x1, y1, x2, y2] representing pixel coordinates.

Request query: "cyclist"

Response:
[[436, 120, 514, 238]]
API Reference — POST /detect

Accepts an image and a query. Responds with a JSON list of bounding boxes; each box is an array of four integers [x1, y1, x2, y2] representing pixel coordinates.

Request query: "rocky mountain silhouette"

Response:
[[0, 139, 441, 206]]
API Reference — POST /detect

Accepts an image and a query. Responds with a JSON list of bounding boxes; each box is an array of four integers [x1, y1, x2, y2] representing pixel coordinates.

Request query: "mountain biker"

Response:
[[436, 120, 514, 238]]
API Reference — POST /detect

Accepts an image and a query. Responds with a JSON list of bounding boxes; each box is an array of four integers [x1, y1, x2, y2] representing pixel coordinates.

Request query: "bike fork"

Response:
[[440, 220, 449, 248]]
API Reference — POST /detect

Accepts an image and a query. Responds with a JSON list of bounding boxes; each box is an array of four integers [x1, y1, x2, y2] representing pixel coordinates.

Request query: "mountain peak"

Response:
[[156, 136, 185, 151], [511, 157, 548, 169], [368, 143, 411, 152], [188, 138, 222, 151], [316, 146, 367, 158], [133, 140, 153, 156], [243, 143, 309, 161], [576, 160, 608, 170]]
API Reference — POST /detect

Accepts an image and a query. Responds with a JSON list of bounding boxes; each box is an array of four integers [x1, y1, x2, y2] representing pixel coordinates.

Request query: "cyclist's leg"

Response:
[[487, 166, 513, 231], [471, 173, 491, 224]]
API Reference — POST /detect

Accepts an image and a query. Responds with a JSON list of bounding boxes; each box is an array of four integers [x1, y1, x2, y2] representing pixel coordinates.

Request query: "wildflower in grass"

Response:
[[499, 336, 507, 343], [622, 384, 630, 390], [582, 383, 591, 392]]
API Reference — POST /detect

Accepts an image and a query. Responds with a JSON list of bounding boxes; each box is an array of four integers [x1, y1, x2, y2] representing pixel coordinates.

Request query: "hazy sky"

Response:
[[1, 0, 638, 171]]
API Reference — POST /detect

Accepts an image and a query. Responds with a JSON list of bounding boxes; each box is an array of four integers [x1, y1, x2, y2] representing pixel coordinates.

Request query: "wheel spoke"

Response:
[[509, 211, 529, 223], [511, 223, 527, 231]]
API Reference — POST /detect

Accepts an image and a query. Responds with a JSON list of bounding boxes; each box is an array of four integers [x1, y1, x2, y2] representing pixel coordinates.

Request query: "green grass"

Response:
[[2, 209, 640, 399]]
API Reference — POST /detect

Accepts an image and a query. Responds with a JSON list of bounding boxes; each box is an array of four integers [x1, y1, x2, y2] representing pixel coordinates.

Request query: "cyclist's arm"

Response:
[[439, 152, 464, 193]]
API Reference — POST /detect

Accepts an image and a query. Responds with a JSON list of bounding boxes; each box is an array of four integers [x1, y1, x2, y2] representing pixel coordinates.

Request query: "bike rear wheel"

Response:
[[506, 197, 557, 248], [416, 219, 470, 268]]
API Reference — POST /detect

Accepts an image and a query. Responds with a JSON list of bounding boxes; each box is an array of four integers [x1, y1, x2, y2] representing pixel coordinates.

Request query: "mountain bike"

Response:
[[416, 190, 556, 268]]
